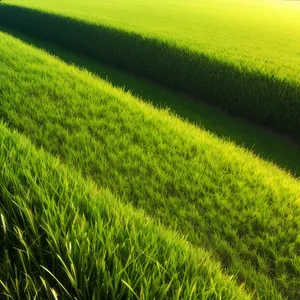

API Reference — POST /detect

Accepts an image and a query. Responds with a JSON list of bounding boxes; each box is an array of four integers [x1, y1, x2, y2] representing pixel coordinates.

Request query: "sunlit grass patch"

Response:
[[0, 32, 300, 299], [1, 1, 300, 138]]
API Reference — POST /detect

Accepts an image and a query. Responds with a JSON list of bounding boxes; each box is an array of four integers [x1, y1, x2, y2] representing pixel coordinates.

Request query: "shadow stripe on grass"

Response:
[[0, 4, 299, 141]]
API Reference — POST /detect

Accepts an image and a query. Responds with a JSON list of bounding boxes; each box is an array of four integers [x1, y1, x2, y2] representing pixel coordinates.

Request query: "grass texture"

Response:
[[0, 1, 300, 139], [2, 25, 300, 178], [0, 32, 300, 299], [5, 0, 300, 81], [0, 123, 250, 299]]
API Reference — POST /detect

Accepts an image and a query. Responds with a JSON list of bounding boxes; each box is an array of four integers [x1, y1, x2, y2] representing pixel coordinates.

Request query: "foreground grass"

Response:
[[0, 32, 300, 299], [0, 123, 249, 299], [1, 1, 300, 139]]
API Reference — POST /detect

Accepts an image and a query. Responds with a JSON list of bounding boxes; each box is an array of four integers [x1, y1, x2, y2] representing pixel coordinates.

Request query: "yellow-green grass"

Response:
[[1, 24, 300, 179], [1, 0, 300, 138], [5, 0, 300, 81], [1, 32, 300, 299], [0, 123, 250, 299]]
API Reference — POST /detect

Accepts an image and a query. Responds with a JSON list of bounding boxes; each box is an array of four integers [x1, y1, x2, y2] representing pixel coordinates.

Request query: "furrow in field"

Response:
[[0, 32, 299, 299]]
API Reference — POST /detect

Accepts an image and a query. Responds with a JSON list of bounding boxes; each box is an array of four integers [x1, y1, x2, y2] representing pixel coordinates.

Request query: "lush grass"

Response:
[[0, 123, 250, 299], [1, 1, 300, 139], [1, 32, 300, 299], [5, 0, 300, 81], [1, 25, 300, 178]]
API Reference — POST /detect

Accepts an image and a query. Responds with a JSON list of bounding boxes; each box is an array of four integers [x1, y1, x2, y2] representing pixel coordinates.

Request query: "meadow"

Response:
[[0, 32, 300, 299], [1, 0, 300, 138], [1, 122, 249, 300], [1, 24, 300, 178], [1, 0, 300, 299]]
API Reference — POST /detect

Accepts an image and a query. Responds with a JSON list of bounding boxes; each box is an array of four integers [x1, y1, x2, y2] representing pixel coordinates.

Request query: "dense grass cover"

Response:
[[0, 33, 300, 299], [2, 24, 300, 178], [5, 0, 300, 81], [0, 123, 250, 299], [0, 2, 300, 139]]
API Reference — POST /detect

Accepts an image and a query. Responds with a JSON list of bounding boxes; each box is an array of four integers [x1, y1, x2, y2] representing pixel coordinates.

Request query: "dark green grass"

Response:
[[0, 4, 300, 140], [0, 123, 250, 299], [1, 32, 300, 299], [1, 25, 300, 178]]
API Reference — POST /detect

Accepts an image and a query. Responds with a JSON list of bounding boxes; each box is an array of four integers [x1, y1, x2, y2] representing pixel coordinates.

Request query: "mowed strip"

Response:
[[0, 123, 250, 299], [0, 33, 300, 299]]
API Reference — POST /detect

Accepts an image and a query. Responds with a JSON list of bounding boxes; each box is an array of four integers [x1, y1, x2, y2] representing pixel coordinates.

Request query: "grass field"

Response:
[[1, 0, 300, 138], [1, 122, 251, 300], [1, 32, 300, 299], [5, 0, 300, 80], [1, 24, 300, 179]]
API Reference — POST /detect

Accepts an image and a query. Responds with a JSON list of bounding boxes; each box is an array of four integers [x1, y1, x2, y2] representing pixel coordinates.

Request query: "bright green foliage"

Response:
[[1, 24, 300, 178], [1, 1, 300, 138], [0, 0, 300, 139], [5, 0, 300, 81], [0, 123, 249, 299], [0, 33, 300, 299]]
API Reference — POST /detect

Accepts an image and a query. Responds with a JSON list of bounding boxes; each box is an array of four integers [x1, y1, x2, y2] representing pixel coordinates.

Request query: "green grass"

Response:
[[0, 123, 250, 299], [1, 1, 300, 138], [1, 25, 300, 178], [5, 0, 300, 81], [1, 32, 300, 299]]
